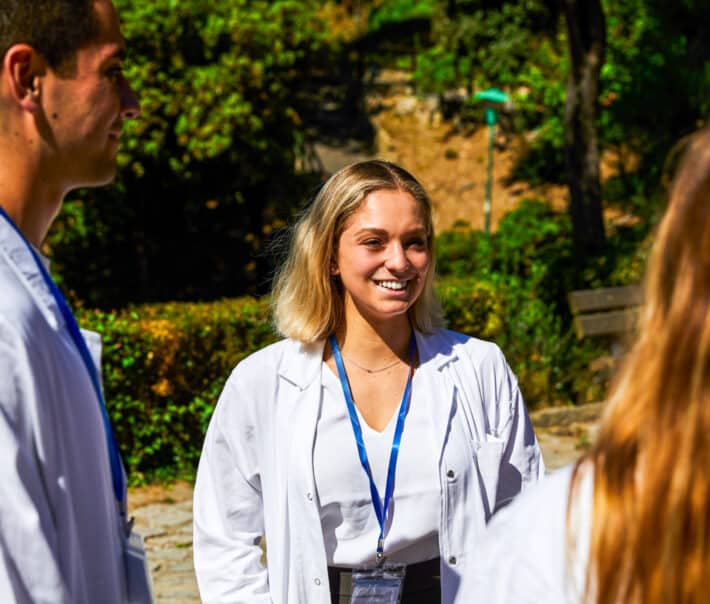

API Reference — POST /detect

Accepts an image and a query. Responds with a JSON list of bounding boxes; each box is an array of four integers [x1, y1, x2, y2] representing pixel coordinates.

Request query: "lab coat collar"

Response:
[[278, 338, 326, 391], [415, 329, 460, 372], [0, 215, 63, 330]]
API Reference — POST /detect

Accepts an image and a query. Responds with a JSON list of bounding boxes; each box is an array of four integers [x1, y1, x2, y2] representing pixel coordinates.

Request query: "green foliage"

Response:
[[82, 191, 658, 480], [49, 0, 337, 307], [413, 0, 559, 94], [78, 297, 276, 483], [368, 0, 436, 31], [438, 199, 577, 306], [407, 0, 709, 197], [437, 199, 655, 406], [82, 266, 599, 482]]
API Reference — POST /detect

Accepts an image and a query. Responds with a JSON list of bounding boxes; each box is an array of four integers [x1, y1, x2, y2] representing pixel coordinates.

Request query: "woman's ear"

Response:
[[330, 258, 339, 276]]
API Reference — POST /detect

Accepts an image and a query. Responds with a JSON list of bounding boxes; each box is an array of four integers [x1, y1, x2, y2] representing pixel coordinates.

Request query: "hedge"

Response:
[[78, 276, 600, 483], [78, 297, 276, 482]]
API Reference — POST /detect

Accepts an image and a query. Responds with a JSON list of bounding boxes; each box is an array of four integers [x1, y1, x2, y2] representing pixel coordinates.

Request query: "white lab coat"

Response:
[[193, 329, 545, 603], [469, 464, 593, 604], [0, 217, 128, 603]]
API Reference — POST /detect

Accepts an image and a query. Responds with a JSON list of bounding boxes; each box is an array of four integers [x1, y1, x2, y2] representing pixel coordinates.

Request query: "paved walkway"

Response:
[[128, 482, 198, 604], [128, 403, 602, 603]]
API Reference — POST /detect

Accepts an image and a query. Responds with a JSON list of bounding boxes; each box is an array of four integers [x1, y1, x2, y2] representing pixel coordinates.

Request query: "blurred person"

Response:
[[0, 1, 149, 602], [193, 160, 544, 603], [470, 126, 710, 604]]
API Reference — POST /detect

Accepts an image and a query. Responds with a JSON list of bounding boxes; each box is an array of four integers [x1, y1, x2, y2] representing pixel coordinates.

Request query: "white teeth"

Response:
[[377, 280, 407, 290]]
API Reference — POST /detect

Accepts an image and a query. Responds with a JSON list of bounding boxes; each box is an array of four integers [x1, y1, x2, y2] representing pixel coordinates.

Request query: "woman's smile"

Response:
[[374, 279, 409, 291], [332, 188, 431, 324]]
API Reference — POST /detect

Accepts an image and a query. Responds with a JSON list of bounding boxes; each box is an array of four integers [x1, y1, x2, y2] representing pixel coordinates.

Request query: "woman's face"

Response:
[[332, 188, 431, 326]]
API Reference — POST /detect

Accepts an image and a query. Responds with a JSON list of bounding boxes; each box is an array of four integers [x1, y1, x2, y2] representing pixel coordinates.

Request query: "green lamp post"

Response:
[[473, 87, 510, 233]]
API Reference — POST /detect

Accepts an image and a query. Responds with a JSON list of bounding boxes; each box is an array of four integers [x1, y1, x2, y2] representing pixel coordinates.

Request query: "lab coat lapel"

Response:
[[279, 340, 330, 600], [415, 331, 458, 462], [0, 217, 62, 330]]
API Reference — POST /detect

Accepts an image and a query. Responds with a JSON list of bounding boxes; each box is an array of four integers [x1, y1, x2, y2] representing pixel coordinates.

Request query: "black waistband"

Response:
[[328, 557, 441, 603]]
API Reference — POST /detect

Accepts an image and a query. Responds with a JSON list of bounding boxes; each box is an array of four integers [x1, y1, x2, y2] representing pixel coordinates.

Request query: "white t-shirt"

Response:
[[470, 463, 594, 604], [314, 364, 441, 566]]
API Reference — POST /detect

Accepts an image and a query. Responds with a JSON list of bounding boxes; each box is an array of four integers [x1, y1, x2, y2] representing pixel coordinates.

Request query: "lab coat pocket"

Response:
[[473, 438, 505, 520]]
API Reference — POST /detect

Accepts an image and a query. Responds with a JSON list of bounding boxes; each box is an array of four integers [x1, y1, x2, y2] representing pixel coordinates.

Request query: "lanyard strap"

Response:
[[0, 206, 125, 507], [329, 334, 415, 563]]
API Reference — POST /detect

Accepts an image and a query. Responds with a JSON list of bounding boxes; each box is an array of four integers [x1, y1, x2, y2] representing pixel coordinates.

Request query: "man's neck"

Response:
[[0, 156, 64, 247]]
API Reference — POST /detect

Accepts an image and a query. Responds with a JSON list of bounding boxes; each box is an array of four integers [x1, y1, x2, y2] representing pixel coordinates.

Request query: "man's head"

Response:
[[0, 0, 139, 193], [0, 0, 98, 76]]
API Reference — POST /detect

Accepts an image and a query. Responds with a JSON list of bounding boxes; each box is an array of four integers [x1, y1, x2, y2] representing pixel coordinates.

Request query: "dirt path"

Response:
[[128, 403, 600, 603]]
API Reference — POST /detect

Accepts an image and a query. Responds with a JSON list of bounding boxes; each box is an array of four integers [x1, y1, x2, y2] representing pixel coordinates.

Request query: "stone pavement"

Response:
[[128, 482, 198, 604], [127, 402, 602, 603]]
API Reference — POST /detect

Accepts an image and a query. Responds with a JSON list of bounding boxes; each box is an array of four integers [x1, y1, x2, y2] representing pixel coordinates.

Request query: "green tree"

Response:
[[49, 0, 337, 307]]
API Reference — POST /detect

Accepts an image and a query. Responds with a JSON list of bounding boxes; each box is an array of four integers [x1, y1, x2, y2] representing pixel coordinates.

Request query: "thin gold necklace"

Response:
[[342, 353, 403, 374]]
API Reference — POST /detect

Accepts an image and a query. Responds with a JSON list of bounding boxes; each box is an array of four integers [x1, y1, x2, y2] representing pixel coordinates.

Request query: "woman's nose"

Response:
[[385, 243, 409, 272]]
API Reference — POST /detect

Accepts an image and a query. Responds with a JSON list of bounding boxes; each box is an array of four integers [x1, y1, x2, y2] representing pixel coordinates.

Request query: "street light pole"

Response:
[[484, 106, 496, 233], [474, 88, 510, 234]]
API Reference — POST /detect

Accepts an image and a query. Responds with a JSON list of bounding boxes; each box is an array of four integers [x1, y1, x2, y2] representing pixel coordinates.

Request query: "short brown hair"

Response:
[[0, 0, 98, 71]]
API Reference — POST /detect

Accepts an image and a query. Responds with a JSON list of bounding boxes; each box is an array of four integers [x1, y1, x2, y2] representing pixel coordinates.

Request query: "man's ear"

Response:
[[3, 44, 45, 114]]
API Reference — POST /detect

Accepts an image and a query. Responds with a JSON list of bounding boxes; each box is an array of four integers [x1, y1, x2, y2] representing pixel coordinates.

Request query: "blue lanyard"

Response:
[[0, 206, 125, 508], [329, 334, 416, 564]]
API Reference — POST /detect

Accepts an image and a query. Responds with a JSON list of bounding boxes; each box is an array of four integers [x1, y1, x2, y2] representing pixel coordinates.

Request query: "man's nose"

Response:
[[119, 78, 140, 120]]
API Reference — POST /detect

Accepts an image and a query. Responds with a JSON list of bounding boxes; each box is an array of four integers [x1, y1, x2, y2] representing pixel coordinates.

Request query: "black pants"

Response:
[[328, 557, 441, 603]]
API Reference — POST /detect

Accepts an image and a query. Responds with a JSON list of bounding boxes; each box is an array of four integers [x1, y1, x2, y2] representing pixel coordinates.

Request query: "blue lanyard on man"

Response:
[[0, 206, 126, 512], [329, 334, 416, 566]]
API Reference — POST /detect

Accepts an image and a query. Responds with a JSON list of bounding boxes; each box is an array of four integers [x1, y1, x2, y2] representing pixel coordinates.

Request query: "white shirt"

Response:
[[470, 464, 594, 604], [193, 329, 545, 603], [0, 216, 128, 603], [315, 365, 440, 566]]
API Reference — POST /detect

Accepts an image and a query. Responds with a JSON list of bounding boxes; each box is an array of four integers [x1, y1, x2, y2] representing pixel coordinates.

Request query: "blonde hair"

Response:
[[572, 127, 710, 603], [271, 160, 444, 343]]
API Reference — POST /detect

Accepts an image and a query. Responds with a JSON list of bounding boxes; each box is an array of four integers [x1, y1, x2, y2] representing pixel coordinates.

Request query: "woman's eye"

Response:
[[407, 238, 426, 249], [363, 239, 382, 247]]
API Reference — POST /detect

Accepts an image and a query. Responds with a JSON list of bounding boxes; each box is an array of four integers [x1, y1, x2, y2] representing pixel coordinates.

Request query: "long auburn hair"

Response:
[[572, 127, 710, 603]]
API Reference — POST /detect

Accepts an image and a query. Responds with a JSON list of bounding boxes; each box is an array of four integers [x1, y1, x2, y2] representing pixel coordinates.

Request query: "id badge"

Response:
[[350, 564, 406, 604], [123, 527, 155, 604]]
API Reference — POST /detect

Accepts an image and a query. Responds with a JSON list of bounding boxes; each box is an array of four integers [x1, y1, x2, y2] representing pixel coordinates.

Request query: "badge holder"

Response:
[[351, 562, 406, 604]]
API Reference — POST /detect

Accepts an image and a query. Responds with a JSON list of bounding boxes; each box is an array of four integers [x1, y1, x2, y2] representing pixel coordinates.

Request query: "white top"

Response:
[[193, 330, 545, 603], [0, 217, 128, 603], [315, 365, 440, 565], [470, 463, 594, 604]]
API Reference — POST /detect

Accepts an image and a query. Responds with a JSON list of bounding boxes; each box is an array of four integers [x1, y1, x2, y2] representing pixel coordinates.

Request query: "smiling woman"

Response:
[[192, 160, 545, 604]]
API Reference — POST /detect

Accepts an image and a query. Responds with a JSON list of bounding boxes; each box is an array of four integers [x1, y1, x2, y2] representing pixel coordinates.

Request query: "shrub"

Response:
[[81, 269, 606, 482], [78, 278, 526, 482], [78, 297, 276, 483]]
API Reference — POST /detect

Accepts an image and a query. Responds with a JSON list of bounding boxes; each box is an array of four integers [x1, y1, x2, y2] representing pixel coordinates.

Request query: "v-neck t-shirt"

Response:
[[313, 363, 441, 567]]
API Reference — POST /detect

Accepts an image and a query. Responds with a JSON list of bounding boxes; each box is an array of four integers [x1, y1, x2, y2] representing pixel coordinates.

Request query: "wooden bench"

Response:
[[567, 285, 643, 340]]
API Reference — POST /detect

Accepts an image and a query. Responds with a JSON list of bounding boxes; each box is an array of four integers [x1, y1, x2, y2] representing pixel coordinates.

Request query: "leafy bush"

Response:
[[84, 263, 610, 482], [438, 199, 577, 305], [50, 0, 339, 307], [436, 199, 651, 406], [79, 297, 276, 483]]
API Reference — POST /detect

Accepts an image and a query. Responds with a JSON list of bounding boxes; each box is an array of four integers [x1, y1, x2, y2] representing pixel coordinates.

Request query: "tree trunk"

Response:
[[562, 0, 606, 256]]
